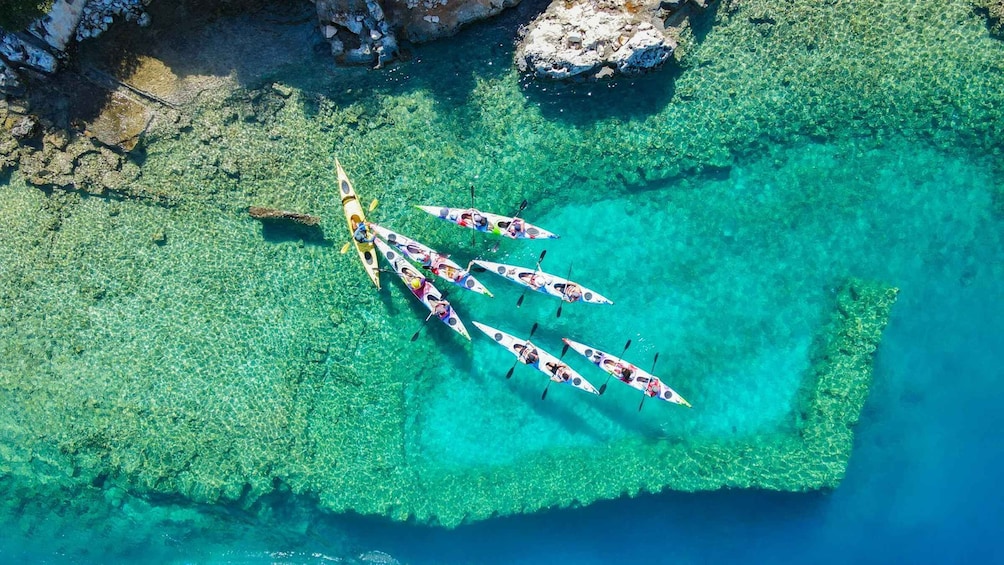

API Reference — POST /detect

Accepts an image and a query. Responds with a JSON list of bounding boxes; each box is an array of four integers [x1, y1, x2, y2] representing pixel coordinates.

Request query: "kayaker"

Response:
[[554, 282, 583, 302], [353, 221, 374, 243], [546, 361, 572, 382], [472, 211, 489, 231], [513, 343, 540, 366], [506, 218, 524, 237], [402, 266, 426, 295], [517, 271, 544, 290], [431, 298, 450, 320]]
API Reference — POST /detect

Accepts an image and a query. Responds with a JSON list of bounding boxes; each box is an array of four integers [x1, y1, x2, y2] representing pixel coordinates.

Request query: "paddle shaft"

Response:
[[506, 322, 539, 379], [491, 199, 528, 252], [542, 342, 571, 400], [555, 261, 574, 317], [598, 339, 632, 395], [638, 352, 661, 411], [516, 249, 547, 307]]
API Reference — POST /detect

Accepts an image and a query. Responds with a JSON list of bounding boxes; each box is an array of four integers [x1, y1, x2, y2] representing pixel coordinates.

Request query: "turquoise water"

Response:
[[2, 0, 1004, 561]]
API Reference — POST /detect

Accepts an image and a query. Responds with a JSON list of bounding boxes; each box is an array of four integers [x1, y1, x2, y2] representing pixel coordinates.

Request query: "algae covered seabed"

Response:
[[2, 0, 1004, 560]]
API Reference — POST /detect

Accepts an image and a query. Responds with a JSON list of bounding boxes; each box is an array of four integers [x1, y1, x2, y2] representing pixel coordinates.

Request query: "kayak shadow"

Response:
[[506, 375, 614, 443]]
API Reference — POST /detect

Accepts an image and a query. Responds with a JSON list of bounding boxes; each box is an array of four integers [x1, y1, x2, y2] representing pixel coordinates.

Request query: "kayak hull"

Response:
[[370, 223, 493, 297], [417, 205, 559, 240], [336, 158, 380, 289], [562, 338, 690, 407], [473, 321, 598, 395], [375, 238, 470, 340], [472, 260, 613, 305]]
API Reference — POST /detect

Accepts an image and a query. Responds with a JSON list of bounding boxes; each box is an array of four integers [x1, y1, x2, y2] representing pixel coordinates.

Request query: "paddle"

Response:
[[369, 198, 379, 212], [491, 199, 529, 253], [598, 339, 632, 395], [410, 311, 437, 342], [638, 352, 660, 412], [469, 184, 477, 247], [555, 262, 574, 318], [340, 241, 352, 254], [516, 249, 547, 308], [542, 342, 571, 400], [506, 322, 539, 379]]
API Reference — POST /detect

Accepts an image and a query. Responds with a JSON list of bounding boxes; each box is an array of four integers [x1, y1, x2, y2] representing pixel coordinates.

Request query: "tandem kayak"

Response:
[[374, 238, 470, 340], [336, 158, 380, 289], [472, 259, 613, 305], [472, 321, 598, 395], [417, 205, 559, 240], [370, 224, 493, 297], [561, 338, 691, 407]]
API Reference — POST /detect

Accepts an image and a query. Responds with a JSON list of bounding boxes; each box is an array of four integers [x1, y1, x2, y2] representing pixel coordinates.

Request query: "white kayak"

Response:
[[472, 321, 598, 395], [472, 259, 613, 305], [374, 238, 470, 340], [417, 205, 559, 240], [562, 337, 691, 407], [370, 223, 493, 297]]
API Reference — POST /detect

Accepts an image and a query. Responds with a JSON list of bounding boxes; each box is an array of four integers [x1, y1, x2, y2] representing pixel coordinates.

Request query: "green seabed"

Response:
[[1, 0, 1002, 536]]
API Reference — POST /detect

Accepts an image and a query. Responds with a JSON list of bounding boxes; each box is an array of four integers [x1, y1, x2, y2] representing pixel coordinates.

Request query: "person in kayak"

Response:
[[472, 210, 489, 231], [602, 358, 634, 383], [517, 270, 544, 290], [505, 217, 525, 238], [545, 361, 573, 382], [353, 221, 374, 243], [513, 343, 540, 366], [402, 265, 427, 296], [553, 282, 583, 302], [430, 297, 451, 320]]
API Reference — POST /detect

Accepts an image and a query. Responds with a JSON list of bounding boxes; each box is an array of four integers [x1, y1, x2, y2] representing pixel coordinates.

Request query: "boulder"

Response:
[[516, 0, 712, 81]]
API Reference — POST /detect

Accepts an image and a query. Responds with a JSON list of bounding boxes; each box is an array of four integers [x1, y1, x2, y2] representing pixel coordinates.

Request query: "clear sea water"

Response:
[[2, 0, 1003, 562]]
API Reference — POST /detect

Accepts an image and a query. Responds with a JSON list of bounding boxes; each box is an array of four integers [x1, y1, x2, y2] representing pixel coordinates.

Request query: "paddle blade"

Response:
[[638, 396, 646, 412], [505, 365, 515, 379], [368, 198, 379, 211], [541, 386, 549, 400], [538, 250, 547, 263], [556, 304, 563, 318], [651, 352, 660, 372], [528, 322, 539, 338], [411, 331, 421, 342], [340, 241, 351, 254], [561, 343, 570, 357], [599, 383, 607, 395], [516, 293, 525, 308], [519, 199, 528, 211]]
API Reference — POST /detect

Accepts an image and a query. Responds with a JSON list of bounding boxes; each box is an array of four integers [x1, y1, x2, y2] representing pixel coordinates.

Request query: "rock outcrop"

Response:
[[314, 0, 519, 67], [515, 0, 715, 80]]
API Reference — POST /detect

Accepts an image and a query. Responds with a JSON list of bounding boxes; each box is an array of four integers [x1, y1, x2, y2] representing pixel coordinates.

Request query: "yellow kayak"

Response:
[[336, 158, 380, 289]]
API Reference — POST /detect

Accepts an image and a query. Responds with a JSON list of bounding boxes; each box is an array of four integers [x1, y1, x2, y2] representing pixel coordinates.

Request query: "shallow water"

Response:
[[2, 0, 1004, 562]]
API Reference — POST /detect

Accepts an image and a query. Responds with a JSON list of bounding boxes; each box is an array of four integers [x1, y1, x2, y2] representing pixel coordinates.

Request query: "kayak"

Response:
[[561, 338, 691, 407], [472, 321, 598, 395], [417, 205, 559, 240], [370, 223, 493, 297], [374, 238, 470, 340], [471, 259, 613, 305], [336, 158, 380, 289]]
